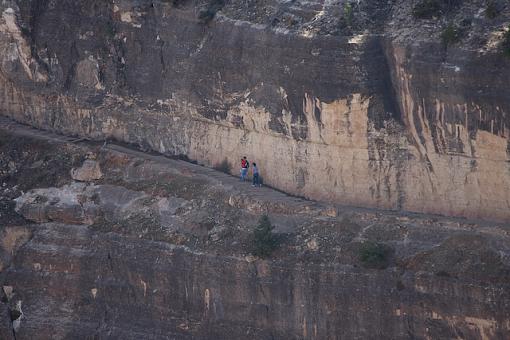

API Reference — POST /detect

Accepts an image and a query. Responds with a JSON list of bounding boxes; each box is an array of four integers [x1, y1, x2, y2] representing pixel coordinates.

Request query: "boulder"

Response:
[[71, 160, 102, 182], [14, 183, 98, 225], [14, 183, 151, 226]]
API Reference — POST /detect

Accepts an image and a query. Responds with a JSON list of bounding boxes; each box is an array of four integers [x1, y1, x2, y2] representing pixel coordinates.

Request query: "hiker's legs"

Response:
[[240, 168, 247, 181], [253, 173, 259, 186]]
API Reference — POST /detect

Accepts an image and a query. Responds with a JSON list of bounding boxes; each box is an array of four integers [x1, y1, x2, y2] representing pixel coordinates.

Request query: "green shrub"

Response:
[[359, 241, 391, 269], [442, 0, 463, 11], [412, 0, 463, 19], [198, 9, 216, 24], [503, 27, 510, 57], [343, 2, 354, 26], [161, 0, 187, 7], [441, 23, 461, 47], [413, 0, 441, 19], [251, 215, 279, 258], [213, 158, 231, 174], [485, 1, 499, 19], [197, 0, 225, 24], [105, 20, 116, 37]]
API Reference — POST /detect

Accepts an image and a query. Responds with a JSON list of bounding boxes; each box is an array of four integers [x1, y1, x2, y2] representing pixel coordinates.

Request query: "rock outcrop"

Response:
[[70, 159, 103, 182], [0, 1, 509, 220]]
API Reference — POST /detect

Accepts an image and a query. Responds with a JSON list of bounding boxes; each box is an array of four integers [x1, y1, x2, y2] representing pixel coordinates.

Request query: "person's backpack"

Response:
[[246, 161, 250, 168]]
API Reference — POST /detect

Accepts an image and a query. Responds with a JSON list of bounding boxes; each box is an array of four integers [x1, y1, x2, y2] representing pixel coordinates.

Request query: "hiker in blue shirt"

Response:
[[252, 163, 261, 187]]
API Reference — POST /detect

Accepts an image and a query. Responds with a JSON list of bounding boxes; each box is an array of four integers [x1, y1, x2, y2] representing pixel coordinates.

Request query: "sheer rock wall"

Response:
[[0, 0, 509, 220]]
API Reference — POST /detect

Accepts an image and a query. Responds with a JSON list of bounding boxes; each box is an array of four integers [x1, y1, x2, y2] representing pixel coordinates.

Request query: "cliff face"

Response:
[[6, 224, 510, 339], [1, 126, 509, 339], [0, 0, 509, 220], [2, 2, 510, 337]]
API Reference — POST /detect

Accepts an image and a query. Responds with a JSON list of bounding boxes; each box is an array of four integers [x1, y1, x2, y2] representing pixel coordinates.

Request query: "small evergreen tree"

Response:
[[412, 0, 441, 19], [359, 241, 392, 269], [251, 215, 279, 258], [485, 0, 499, 19], [343, 2, 354, 27], [412, 0, 463, 19], [503, 26, 510, 57], [441, 23, 461, 47]]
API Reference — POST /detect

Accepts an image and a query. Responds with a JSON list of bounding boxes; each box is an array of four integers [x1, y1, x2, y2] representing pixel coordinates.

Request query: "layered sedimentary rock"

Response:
[[6, 222, 510, 339], [1, 129, 509, 339], [1, 2, 510, 337], [0, 1, 509, 221]]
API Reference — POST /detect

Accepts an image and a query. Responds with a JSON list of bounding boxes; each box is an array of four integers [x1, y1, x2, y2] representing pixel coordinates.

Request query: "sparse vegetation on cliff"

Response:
[[251, 215, 279, 258], [441, 23, 461, 47], [359, 241, 392, 269], [198, 0, 225, 24], [503, 27, 510, 57], [412, 0, 462, 19], [485, 0, 500, 19], [343, 2, 354, 26], [170, 0, 187, 7], [413, 0, 441, 19]]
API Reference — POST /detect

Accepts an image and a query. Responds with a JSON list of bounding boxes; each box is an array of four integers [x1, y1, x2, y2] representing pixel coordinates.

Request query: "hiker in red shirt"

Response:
[[240, 156, 249, 181]]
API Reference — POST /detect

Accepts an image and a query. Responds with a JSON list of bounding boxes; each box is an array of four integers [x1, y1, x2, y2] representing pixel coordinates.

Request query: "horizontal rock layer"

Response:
[[6, 222, 510, 340], [0, 1, 509, 220], [1, 126, 510, 339]]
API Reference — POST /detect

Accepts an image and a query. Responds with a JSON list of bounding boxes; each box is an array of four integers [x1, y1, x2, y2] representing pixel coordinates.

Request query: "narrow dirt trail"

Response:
[[0, 115, 505, 228]]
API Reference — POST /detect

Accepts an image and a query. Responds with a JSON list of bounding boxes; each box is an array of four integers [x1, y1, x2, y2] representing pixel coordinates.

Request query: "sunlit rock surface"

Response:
[[0, 1, 509, 220]]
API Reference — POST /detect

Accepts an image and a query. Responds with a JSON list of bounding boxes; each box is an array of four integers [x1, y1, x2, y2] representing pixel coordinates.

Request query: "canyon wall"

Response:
[[0, 0, 509, 220], [6, 222, 510, 339], [1, 128, 509, 339]]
